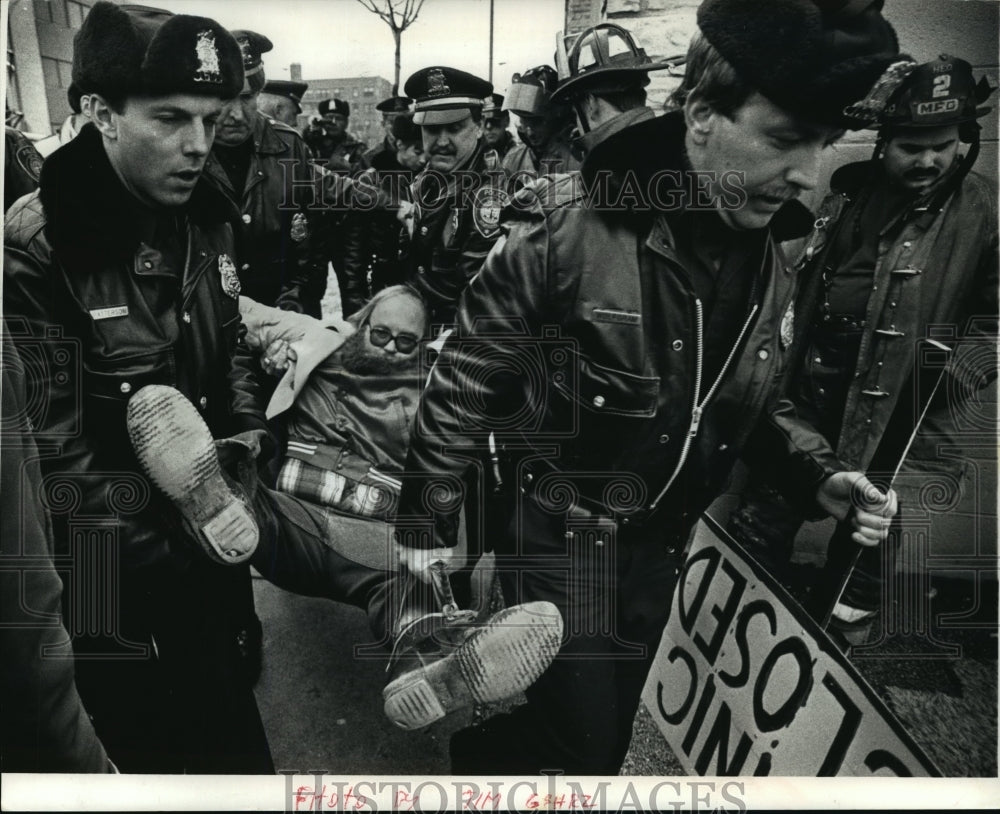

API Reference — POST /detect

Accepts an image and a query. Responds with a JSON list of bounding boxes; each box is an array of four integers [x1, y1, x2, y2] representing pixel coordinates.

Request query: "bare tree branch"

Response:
[[354, 0, 427, 91]]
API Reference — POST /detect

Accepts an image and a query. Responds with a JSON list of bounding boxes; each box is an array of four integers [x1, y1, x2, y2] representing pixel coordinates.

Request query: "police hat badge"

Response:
[[472, 185, 510, 238], [290, 212, 309, 243], [219, 253, 241, 298]]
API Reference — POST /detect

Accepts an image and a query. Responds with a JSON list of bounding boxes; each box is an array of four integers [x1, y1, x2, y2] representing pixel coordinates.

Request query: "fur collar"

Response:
[[39, 123, 237, 268]]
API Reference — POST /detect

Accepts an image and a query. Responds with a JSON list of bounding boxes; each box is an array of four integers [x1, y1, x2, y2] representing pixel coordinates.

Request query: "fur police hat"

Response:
[[319, 98, 351, 118], [72, 2, 243, 103], [697, 0, 900, 127]]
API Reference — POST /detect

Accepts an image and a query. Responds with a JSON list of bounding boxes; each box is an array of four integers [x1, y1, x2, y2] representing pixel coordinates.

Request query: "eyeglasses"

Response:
[[368, 324, 419, 354]]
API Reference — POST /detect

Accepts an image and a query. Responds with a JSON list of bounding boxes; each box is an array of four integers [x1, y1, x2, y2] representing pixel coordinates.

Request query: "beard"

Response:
[[337, 329, 416, 375]]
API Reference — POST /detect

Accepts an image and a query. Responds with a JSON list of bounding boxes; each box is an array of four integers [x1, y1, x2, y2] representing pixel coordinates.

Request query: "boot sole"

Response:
[[127, 385, 258, 565], [383, 601, 563, 730]]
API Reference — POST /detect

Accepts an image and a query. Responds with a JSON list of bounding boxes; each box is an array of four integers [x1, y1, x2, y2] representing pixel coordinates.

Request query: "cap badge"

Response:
[[427, 68, 450, 98], [219, 253, 241, 298], [193, 30, 222, 84], [290, 212, 309, 243], [237, 36, 254, 69]]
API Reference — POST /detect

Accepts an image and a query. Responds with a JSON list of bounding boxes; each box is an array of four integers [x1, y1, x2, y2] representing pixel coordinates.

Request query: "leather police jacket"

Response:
[[341, 168, 413, 310], [501, 135, 581, 193], [397, 111, 845, 549], [202, 113, 323, 313], [784, 158, 998, 484], [403, 142, 506, 323], [3, 124, 267, 571]]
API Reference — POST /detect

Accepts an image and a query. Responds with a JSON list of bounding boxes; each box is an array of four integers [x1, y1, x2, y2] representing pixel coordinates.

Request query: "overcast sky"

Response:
[[153, 0, 566, 96]]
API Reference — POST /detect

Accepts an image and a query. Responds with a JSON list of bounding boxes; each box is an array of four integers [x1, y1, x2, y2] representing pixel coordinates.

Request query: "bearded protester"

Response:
[[203, 30, 326, 317], [393, 0, 903, 775], [728, 54, 999, 647], [119, 286, 563, 733], [3, 3, 274, 772], [500, 65, 580, 190], [402, 66, 509, 325]]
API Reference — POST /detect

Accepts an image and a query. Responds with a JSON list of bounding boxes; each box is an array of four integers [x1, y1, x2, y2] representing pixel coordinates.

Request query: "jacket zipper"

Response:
[[647, 297, 761, 513]]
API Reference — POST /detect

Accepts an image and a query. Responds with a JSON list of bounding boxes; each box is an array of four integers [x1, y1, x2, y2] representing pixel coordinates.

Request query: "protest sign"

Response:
[[642, 515, 941, 776]]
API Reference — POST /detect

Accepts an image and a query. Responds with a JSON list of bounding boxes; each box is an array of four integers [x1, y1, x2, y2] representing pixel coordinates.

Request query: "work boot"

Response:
[[127, 385, 259, 565], [383, 569, 563, 730]]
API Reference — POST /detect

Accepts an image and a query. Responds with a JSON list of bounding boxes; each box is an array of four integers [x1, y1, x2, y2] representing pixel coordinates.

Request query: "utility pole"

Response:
[[488, 0, 495, 83]]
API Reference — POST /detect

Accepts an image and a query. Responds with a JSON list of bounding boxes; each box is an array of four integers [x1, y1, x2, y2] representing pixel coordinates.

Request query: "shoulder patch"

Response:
[[15, 140, 43, 182], [472, 185, 511, 238]]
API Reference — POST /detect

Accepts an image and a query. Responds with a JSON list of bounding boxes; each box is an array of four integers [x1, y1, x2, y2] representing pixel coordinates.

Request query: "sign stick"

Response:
[[814, 338, 954, 629]]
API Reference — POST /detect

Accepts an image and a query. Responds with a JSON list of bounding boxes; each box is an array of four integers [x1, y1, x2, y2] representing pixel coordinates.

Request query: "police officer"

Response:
[[203, 30, 325, 316], [364, 95, 413, 171], [259, 78, 308, 128], [730, 54, 998, 647], [395, 1, 901, 775], [500, 65, 580, 188], [482, 93, 515, 159], [341, 113, 426, 314], [402, 66, 508, 325], [306, 97, 369, 174], [4, 2, 272, 773]]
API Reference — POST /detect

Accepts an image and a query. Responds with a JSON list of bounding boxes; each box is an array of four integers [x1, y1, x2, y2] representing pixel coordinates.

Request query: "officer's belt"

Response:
[[519, 459, 656, 529]]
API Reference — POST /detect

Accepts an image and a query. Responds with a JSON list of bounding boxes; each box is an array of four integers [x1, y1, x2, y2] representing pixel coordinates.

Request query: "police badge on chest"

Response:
[[218, 253, 241, 298]]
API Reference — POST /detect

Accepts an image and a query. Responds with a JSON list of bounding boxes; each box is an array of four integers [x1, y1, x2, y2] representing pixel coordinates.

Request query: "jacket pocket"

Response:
[[84, 348, 177, 404], [222, 313, 242, 349], [553, 354, 659, 418]]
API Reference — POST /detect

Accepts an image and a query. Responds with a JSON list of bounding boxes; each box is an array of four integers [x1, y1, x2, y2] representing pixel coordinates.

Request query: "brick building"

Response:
[[297, 70, 393, 150]]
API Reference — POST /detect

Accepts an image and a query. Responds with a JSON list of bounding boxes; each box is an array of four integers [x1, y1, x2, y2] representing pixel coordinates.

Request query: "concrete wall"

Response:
[[7, 0, 111, 134]]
